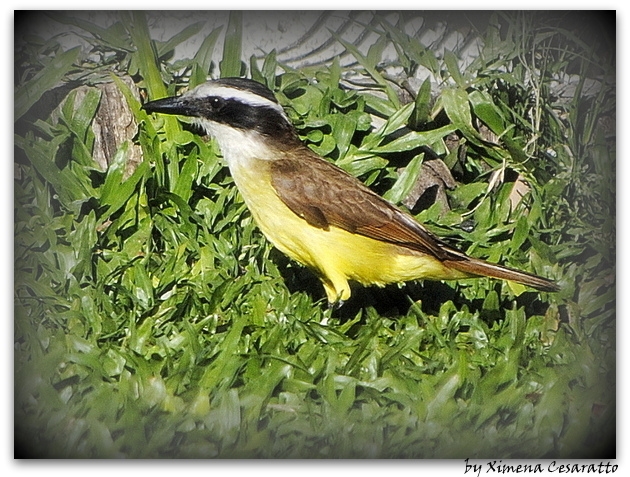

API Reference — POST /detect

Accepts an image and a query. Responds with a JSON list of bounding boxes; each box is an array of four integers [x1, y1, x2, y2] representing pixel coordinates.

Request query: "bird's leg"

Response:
[[320, 298, 344, 325]]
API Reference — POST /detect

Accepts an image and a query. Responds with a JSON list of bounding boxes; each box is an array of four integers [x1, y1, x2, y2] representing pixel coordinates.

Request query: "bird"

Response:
[[142, 77, 559, 305]]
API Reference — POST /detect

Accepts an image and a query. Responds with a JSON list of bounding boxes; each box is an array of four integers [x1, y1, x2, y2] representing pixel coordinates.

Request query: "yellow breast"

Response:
[[228, 155, 466, 302]]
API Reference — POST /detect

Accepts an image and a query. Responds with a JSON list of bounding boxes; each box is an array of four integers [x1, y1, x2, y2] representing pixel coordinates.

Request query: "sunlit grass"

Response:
[[14, 11, 614, 458]]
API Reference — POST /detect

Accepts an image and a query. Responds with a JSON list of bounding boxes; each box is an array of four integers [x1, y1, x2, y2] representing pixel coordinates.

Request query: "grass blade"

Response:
[[190, 26, 223, 88], [15, 46, 80, 120], [220, 11, 243, 78]]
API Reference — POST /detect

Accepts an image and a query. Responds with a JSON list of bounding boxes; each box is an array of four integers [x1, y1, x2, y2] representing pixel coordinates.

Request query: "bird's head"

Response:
[[142, 77, 301, 151]]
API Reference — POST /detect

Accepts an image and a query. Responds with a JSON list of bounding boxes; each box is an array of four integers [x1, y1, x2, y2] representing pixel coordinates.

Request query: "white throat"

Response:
[[195, 119, 276, 167]]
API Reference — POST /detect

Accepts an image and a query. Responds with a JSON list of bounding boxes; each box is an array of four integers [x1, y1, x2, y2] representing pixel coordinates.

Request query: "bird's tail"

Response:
[[444, 256, 559, 292]]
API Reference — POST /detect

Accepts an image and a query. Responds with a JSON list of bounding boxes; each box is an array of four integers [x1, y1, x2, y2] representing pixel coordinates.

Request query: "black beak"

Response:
[[142, 96, 196, 117]]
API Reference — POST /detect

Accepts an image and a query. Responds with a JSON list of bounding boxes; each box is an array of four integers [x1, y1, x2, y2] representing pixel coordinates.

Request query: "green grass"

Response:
[[14, 11, 615, 458]]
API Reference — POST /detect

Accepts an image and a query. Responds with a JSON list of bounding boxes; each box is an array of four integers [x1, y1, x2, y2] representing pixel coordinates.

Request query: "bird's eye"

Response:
[[209, 97, 224, 110]]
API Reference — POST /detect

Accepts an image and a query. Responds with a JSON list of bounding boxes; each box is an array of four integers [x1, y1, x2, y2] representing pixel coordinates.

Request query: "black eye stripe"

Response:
[[193, 96, 226, 116], [198, 97, 298, 143]]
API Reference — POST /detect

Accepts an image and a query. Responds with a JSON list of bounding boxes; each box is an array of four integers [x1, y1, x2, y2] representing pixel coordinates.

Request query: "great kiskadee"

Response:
[[142, 77, 559, 304]]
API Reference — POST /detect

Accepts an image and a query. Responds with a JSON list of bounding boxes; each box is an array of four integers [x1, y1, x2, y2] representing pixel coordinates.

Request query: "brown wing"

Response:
[[269, 148, 559, 292], [269, 149, 456, 261]]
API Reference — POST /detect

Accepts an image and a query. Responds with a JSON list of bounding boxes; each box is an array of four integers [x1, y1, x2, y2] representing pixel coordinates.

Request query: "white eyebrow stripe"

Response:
[[184, 84, 286, 115]]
